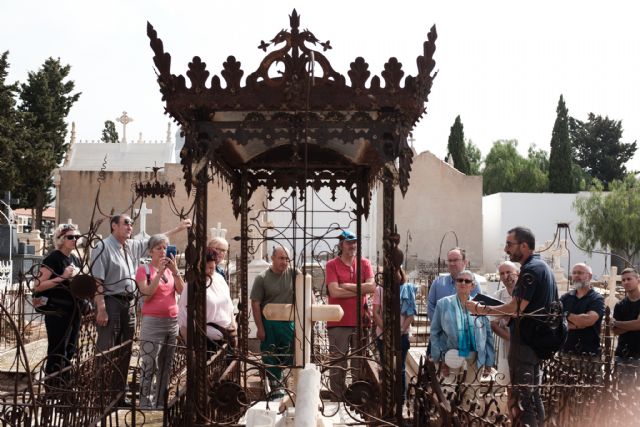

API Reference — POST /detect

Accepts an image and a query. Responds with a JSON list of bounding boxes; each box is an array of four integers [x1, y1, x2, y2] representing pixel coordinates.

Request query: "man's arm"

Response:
[[427, 279, 439, 320], [567, 311, 600, 330], [467, 296, 530, 317], [164, 218, 192, 238], [612, 317, 640, 334], [327, 281, 358, 298], [338, 276, 375, 294], [251, 300, 266, 341], [490, 318, 511, 340]]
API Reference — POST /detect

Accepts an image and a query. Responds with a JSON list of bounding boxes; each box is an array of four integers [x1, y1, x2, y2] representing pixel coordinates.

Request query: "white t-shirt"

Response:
[[177, 272, 234, 341]]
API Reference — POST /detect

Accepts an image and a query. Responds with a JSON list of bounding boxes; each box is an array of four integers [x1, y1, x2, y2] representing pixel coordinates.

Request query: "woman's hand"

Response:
[[440, 362, 450, 378], [62, 265, 75, 279], [165, 254, 179, 275]]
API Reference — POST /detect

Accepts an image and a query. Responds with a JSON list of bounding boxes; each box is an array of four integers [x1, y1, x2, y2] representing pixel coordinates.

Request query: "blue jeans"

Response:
[[376, 333, 410, 401]]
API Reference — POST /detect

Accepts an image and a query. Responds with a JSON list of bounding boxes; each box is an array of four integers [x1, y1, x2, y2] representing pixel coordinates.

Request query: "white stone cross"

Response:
[[210, 222, 227, 239], [134, 202, 153, 240], [263, 273, 343, 415], [116, 111, 134, 144]]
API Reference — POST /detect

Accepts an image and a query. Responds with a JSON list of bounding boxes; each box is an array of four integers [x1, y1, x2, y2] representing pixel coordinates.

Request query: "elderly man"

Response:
[[428, 247, 482, 321], [207, 236, 229, 280], [561, 263, 605, 355], [250, 247, 296, 397], [612, 268, 640, 388], [467, 226, 558, 427], [491, 261, 519, 385], [325, 230, 375, 397]]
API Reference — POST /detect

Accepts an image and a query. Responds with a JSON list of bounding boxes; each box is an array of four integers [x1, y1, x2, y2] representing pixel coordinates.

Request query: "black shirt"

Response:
[[614, 297, 640, 359], [39, 250, 80, 312], [511, 254, 558, 343], [561, 288, 605, 355]]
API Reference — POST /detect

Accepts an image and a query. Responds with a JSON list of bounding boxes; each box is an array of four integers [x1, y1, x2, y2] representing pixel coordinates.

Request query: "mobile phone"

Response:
[[166, 245, 177, 258]]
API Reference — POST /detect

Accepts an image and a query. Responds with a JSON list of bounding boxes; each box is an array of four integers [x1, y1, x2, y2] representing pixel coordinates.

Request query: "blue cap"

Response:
[[339, 230, 357, 241]]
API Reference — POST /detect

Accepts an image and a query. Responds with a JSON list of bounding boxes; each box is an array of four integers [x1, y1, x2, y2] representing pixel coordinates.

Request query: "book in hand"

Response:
[[472, 293, 504, 307]]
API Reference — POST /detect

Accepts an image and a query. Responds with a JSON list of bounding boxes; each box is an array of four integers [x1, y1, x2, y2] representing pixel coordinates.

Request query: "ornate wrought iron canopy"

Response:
[[147, 10, 437, 215]]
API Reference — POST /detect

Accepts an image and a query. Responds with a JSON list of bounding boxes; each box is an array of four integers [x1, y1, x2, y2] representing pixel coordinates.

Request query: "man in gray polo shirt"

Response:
[[91, 214, 190, 354]]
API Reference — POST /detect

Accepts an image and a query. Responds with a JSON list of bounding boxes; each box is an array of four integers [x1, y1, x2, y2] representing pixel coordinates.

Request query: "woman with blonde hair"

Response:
[[33, 223, 83, 375]]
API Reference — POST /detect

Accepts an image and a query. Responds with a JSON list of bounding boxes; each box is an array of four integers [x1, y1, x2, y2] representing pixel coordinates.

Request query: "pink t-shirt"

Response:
[[135, 265, 178, 318], [326, 257, 374, 328]]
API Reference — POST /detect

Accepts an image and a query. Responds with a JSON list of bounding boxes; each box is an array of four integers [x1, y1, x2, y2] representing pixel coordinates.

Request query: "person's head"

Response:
[[54, 223, 80, 250], [110, 214, 134, 243], [338, 230, 357, 258], [148, 234, 169, 262], [455, 269, 475, 299], [505, 226, 535, 263], [207, 237, 228, 265], [271, 246, 291, 275], [571, 263, 593, 291], [498, 261, 519, 292], [621, 268, 640, 294], [205, 247, 219, 277], [446, 247, 467, 277]]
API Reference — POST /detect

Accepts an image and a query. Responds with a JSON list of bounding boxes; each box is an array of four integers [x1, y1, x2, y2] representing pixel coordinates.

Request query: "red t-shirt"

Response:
[[135, 265, 178, 318], [326, 257, 374, 327]]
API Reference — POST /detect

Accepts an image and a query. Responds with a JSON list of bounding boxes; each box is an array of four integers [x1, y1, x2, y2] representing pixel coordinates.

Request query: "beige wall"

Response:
[[56, 164, 266, 257], [377, 151, 484, 272]]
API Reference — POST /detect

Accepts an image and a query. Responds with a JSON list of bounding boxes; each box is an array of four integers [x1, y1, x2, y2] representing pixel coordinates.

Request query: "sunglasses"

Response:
[[123, 219, 134, 226], [456, 278, 473, 284], [65, 235, 81, 241]]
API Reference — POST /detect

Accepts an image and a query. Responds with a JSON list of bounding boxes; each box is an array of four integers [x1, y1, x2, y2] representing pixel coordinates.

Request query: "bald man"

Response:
[[561, 263, 605, 355]]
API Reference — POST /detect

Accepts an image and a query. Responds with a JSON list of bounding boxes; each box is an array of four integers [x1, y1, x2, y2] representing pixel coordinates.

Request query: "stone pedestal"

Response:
[[247, 258, 271, 339], [0, 224, 18, 258], [18, 230, 45, 255]]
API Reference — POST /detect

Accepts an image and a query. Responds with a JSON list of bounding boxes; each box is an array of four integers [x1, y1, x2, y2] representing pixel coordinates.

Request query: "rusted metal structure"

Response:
[[147, 9, 437, 425]]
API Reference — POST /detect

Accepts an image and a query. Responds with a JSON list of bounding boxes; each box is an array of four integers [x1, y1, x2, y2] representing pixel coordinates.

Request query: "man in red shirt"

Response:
[[325, 230, 375, 397]]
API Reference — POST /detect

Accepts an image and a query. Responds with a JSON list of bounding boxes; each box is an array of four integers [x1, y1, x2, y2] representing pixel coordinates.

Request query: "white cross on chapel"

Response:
[[116, 111, 134, 144], [210, 222, 227, 240], [262, 273, 343, 418], [134, 202, 152, 240]]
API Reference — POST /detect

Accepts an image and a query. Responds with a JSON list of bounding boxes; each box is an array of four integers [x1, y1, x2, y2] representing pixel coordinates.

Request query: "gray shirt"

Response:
[[250, 267, 296, 309], [90, 234, 148, 295]]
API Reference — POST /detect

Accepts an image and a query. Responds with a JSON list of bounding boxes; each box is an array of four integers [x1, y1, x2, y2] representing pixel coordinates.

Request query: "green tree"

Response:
[[100, 120, 119, 143], [482, 140, 548, 195], [447, 115, 470, 174], [574, 175, 640, 264], [548, 95, 574, 193], [466, 140, 482, 175], [14, 57, 80, 230], [571, 113, 637, 188], [0, 51, 20, 195]]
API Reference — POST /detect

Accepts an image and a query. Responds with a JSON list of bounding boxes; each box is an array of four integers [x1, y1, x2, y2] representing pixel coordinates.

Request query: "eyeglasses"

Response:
[[213, 247, 227, 253], [504, 241, 520, 248], [65, 235, 81, 241], [447, 258, 463, 263], [456, 278, 473, 284], [123, 219, 134, 226]]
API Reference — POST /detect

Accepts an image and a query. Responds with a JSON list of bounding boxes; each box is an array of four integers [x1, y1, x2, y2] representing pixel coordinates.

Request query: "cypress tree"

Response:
[[548, 95, 574, 192], [447, 115, 470, 174]]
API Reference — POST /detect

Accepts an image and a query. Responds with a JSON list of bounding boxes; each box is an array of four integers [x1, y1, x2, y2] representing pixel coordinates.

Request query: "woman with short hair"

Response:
[[34, 223, 83, 376], [135, 234, 184, 408]]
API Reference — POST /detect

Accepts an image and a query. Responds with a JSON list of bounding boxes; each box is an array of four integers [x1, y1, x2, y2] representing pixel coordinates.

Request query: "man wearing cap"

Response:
[[427, 247, 483, 321], [325, 230, 375, 397]]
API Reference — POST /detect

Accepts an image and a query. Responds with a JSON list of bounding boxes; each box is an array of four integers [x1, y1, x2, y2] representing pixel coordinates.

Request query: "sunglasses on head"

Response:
[[65, 235, 81, 241], [456, 278, 473, 284]]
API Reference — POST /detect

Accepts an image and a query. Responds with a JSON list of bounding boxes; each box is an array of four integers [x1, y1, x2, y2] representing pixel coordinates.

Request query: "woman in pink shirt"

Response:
[[135, 234, 184, 408]]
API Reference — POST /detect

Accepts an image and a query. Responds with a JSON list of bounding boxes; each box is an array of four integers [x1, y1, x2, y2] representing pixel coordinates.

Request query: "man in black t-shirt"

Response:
[[468, 226, 556, 427], [561, 263, 605, 355], [612, 268, 640, 389]]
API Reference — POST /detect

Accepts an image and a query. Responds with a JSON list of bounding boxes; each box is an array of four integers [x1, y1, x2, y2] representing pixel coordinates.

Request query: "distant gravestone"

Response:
[[0, 224, 18, 258]]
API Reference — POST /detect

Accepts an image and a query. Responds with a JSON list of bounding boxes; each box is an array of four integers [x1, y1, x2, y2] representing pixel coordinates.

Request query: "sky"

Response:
[[3, 0, 640, 170]]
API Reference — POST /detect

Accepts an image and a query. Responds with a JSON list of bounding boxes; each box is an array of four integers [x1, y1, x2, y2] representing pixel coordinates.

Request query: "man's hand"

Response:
[[96, 306, 109, 327], [257, 327, 266, 342], [180, 218, 192, 230]]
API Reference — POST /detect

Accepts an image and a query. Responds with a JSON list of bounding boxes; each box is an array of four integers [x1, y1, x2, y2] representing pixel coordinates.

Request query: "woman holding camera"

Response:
[[34, 223, 83, 376], [135, 234, 184, 408]]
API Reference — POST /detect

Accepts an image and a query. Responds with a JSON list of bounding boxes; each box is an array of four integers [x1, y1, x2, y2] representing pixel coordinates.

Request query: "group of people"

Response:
[[33, 219, 640, 421]]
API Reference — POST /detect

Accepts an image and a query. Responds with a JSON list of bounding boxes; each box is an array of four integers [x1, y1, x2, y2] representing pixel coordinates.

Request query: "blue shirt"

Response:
[[427, 274, 482, 320]]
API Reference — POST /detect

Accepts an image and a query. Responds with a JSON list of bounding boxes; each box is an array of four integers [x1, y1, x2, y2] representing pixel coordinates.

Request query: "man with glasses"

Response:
[[467, 226, 558, 427], [561, 263, 604, 355], [427, 247, 482, 321], [91, 214, 190, 398], [325, 230, 375, 398], [207, 237, 229, 280]]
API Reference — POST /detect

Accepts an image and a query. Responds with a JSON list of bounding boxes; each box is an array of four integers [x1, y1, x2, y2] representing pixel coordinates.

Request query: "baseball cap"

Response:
[[338, 230, 357, 241]]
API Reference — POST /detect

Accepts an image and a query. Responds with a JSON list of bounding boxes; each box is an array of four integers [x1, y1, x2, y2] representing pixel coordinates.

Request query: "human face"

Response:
[[113, 216, 134, 242], [621, 272, 640, 294], [571, 264, 592, 290], [62, 230, 81, 251], [340, 239, 357, 258], [504, 232, 525, 263], [446, 249, 466, 276], [210, 242, 228, 264], [150, 242, 168, 263], [271, 248, 290, 274], [205, 260, 216, 278], [498, 265, 518, 290], [455, 273, 474, 299]]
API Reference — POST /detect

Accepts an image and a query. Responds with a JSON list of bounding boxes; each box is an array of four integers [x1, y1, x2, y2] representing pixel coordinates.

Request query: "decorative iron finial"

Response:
[[289, 9, 300, 30]]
